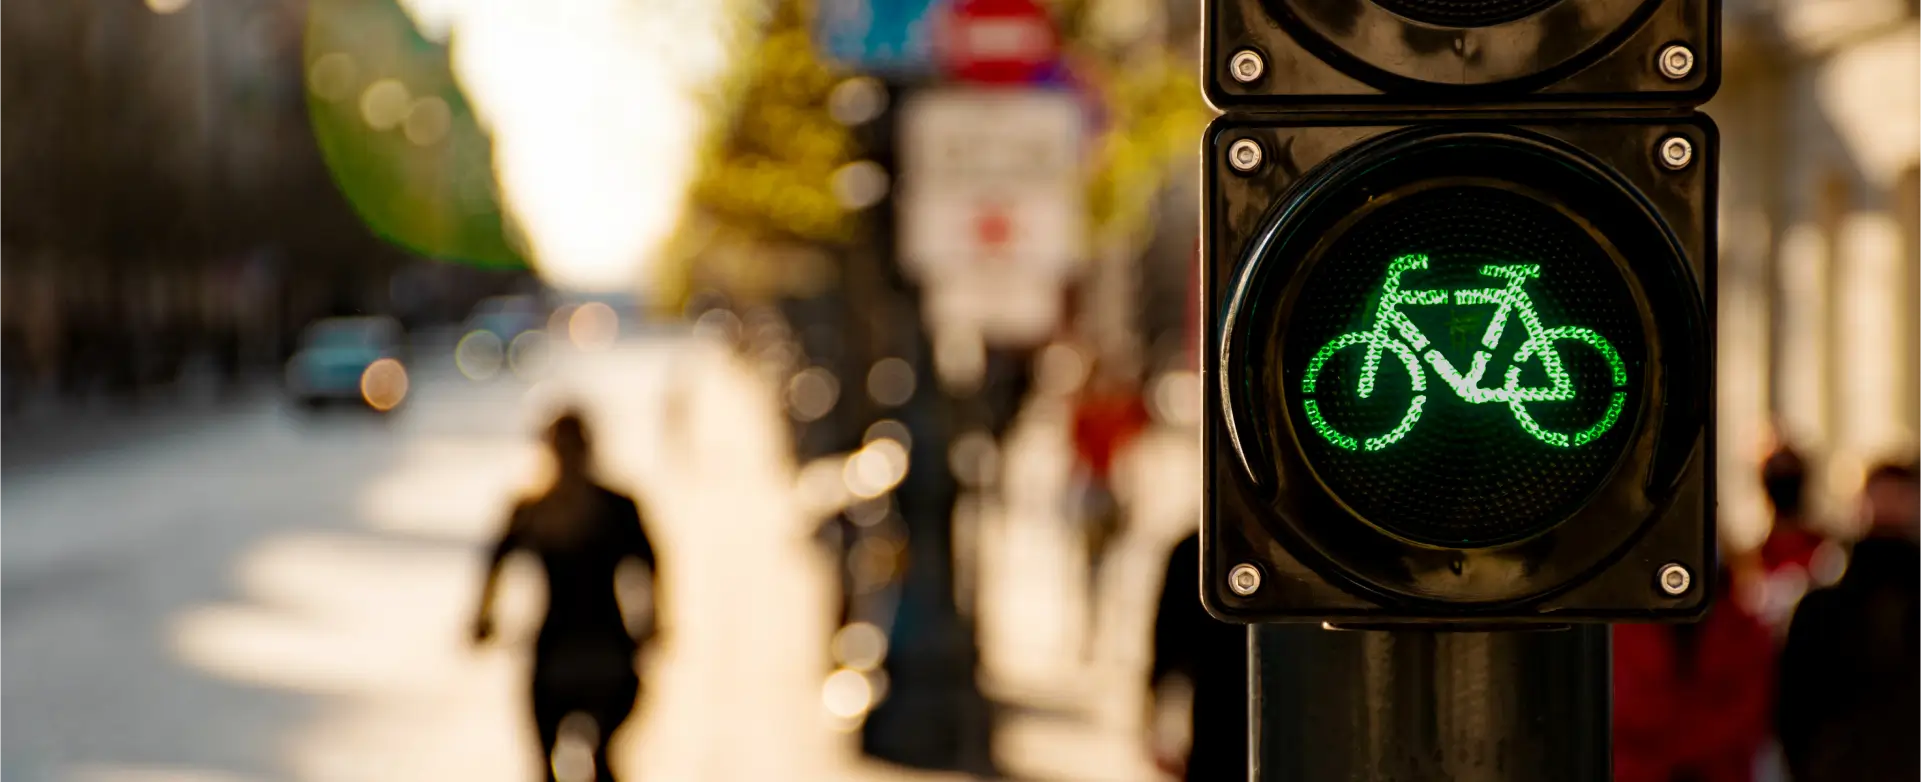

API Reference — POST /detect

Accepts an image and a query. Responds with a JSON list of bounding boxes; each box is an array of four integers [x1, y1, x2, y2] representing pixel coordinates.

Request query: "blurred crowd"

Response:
[[1614, 447, 1920, 782]]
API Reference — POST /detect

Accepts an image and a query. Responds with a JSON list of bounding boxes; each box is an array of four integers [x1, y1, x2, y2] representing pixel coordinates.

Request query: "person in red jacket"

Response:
[[1755, 446, 1844, 635], [1760, 447, 1823, 570], [1069, 362, 1149, 657], [1614, 566, 1777, 782]]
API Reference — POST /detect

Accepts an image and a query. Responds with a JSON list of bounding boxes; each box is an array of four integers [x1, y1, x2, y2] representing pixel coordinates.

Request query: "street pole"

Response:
[[1251, 624, 1611, 781], [854, 79, 998, 776]]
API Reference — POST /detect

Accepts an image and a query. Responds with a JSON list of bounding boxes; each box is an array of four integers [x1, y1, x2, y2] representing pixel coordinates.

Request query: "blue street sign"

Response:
[[816, 0, 944, 74]]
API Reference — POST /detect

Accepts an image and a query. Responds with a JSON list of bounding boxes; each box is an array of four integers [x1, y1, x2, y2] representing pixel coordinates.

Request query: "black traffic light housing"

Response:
[[1201, 113, 1716, 624], [1201, 0, 1721, 624], [1203, 0, 1720, 109]]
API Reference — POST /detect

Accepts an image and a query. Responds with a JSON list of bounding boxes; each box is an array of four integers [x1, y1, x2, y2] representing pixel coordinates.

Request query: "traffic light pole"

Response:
[[852, 80, 998, 776], [1251, 624, 1610, 782]]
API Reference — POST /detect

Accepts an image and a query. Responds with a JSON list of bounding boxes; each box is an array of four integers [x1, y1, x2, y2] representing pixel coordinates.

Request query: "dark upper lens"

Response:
[[1368, 0, 1562, 27], [1279, 184, 1645, 547]]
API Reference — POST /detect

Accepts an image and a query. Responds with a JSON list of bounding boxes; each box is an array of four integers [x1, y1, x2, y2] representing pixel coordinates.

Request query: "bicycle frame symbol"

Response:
[[1301, 254, 1629, 452]]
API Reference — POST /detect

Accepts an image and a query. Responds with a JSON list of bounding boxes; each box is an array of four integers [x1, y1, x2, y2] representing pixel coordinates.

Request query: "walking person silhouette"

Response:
[[473, 410, 659, 782]]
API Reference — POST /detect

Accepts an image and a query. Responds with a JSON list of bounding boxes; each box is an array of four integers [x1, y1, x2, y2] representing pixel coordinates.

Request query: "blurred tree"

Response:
[[1048, 0, 1211, 251], [657, 0, 859, 313]]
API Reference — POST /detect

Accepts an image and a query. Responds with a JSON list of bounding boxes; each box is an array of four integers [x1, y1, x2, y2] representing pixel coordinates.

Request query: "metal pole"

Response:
[[1252, 624, 1611, 782], [856, 80, 998, 776]]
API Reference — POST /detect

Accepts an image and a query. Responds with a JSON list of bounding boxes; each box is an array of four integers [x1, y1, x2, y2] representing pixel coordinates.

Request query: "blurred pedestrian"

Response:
[[1613, 565, 1776, 782], [472, 410, 660, 782], [1147, 532, 1246, 782], [1754, 447, 1844, 634], [1069, 361, 1149, 656], [1760, 447, 1819, 568], [1776, 460, 1919, 782]]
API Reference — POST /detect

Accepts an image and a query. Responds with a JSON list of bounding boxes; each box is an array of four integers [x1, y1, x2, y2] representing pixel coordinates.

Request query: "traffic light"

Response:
[[1200, 1, 1717, 624]]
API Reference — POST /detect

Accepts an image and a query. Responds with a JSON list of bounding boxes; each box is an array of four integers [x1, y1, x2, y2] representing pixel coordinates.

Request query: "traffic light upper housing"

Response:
[[1201, 115, 1715, 623], [1203, 0, 1720, 109]]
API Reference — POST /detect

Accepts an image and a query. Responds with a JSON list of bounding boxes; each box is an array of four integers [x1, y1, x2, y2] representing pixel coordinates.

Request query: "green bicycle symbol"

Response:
[[1301, 254, 1629, 452]]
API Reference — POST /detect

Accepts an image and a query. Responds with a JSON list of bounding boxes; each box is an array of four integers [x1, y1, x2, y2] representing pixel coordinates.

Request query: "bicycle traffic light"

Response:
[[1200, 2, 1717, 624]]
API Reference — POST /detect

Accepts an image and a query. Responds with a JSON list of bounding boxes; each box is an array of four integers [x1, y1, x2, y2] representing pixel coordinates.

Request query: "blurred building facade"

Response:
[[1713, 0, 1920, 544], [2, 0, 530, 407]]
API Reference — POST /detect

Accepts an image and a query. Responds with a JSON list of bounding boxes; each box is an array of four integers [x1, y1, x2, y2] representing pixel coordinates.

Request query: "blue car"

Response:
[[286, 316, 409, 411]]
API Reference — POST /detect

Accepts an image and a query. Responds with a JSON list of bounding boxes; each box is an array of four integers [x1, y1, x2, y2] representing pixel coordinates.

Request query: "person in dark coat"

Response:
[[1149, 532, 1247, 782], [1776, 460, 1919, 782], [473, 411, 659, 782]]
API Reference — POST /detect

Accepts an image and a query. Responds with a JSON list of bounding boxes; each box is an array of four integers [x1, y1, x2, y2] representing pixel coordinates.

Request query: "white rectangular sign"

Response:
[[897, 88, 1087, 282]]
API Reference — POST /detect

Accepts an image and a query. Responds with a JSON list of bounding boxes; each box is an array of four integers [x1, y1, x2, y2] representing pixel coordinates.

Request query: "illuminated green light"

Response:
[[1364, 394, 1425, 452], [1304, 399, 1358, 451], [1299, 255, 1629, 450]]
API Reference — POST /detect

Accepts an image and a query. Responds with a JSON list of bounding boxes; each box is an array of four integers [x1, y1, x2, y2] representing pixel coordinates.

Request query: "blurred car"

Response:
[[456, 295, 549, 381], [285, 316, 409, 411], [466, 295, 544, 342]]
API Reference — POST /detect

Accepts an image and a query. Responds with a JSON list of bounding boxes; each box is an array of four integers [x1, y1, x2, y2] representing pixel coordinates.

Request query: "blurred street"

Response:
[[3, 334, 1196, 782], [5, 0, 1914, 780]]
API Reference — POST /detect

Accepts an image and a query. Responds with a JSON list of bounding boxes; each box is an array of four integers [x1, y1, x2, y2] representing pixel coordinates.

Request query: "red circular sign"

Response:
[[937, 0, 1059, 85], [974, 203, 1013, 250]]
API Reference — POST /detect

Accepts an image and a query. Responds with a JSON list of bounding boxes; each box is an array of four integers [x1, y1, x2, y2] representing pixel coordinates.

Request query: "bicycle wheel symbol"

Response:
[[1500, 327, 1629, 448], [1301, 331, 1428, 452]]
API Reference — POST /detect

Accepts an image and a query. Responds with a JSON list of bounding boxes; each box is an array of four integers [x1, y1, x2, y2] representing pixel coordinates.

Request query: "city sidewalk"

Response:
[[978, 386, 1201, 782]]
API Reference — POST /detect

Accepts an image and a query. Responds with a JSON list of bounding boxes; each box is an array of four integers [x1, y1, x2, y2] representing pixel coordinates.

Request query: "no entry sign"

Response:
[[937, 0, 1059, 85]]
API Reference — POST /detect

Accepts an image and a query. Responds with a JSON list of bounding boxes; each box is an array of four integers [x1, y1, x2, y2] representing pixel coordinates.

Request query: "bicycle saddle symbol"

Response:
[[1301, 254, 1628, 452]]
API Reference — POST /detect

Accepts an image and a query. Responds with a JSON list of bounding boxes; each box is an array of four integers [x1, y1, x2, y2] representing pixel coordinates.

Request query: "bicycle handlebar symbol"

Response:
[[1301, 254, 1629, 452]]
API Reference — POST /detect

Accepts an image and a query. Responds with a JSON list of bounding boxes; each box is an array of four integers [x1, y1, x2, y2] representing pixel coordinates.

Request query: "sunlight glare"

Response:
[[396, 0, 732, 292]]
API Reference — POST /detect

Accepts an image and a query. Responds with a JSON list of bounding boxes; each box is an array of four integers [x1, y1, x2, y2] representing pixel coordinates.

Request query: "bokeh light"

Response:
[[843, 438, 909, 499], [830, 160, 890, 210], [359, 79, 413, 131], [1037, 342, 1092, 397], [786, 368, 840, 423], [949, 430, 1001, 489], [308, 53, 359, 102], [1152, 370, 1202, 428], [691, 308, 745, 344], [863, 419, 912, 452], [866, 358, 916, 407], [567, 302, 619, 350], [508, 330, 549, 379], [359, 358, 410, 411], [827, 77, 889, 127], [455, 330, 506, 380], [830, 622, 888, 671], [821, 667, 875, 721], [403, 96, 453, 146]]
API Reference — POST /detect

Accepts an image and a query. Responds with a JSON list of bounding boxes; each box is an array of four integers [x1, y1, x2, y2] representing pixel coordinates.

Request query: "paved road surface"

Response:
[[3, 336, 1195, 782]]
